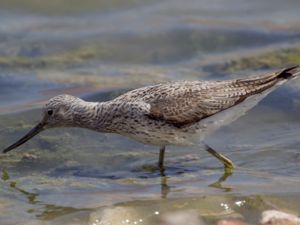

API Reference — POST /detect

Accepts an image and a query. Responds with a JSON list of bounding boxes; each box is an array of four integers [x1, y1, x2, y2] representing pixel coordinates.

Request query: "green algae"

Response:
[[10, 182, 39, 204], [0, 46, 98, 70], [2, 30, 294, 71], [1, 169, 39, 205], [37, 205, 90, 220], [1, 0, 144, 15], [1, 169, 10, 181], [223, 45, 300, 73], [36, 69, 168, 88]]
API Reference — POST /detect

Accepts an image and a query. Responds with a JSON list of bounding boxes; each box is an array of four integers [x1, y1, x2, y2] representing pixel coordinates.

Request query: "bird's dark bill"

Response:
[[2, 122, 45, 153]]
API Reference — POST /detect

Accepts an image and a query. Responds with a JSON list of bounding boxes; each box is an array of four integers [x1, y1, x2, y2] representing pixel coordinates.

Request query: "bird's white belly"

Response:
[[123, 129, 197, 146]]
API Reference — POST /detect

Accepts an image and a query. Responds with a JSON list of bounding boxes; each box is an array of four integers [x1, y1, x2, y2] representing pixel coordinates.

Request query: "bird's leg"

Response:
[[205, 145, 235, 172], [158, 146, 166, 172]]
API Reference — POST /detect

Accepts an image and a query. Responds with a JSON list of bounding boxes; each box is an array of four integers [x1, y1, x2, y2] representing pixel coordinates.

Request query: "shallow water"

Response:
[[0, 1, 300, 225]]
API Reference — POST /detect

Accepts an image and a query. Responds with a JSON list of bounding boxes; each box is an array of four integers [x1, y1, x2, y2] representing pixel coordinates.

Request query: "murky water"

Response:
[[0, 1, 300, 225]]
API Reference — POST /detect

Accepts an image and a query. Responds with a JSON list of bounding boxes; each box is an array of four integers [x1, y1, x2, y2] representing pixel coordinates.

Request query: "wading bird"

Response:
[[2, 66, 300, 172]]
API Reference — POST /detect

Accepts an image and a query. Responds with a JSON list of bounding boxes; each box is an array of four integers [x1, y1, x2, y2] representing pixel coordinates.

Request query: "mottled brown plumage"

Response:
[[2, 66, 300, 171], [115, 66, 299, 128]]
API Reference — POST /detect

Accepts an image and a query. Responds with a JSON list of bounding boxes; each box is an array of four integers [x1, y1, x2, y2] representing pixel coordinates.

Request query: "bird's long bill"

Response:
[[2, 122, 45, 153]]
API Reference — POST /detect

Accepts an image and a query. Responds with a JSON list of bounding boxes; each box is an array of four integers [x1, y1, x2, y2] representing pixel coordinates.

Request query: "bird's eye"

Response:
[[47, 109, 53, 116]]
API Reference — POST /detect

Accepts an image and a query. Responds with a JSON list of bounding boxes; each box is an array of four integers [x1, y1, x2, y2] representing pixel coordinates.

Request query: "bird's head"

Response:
[[2, 94, 79, 153], [43, 94, 79, 128]]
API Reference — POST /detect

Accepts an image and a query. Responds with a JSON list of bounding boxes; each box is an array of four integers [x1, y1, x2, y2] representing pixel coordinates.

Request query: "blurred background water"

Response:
[[0, 0, 300, 225]]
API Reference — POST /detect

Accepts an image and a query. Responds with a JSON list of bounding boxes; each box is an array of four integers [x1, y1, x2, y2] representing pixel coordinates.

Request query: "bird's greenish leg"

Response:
[[205, 146, 235, 173], [158, 146, 166, 173]]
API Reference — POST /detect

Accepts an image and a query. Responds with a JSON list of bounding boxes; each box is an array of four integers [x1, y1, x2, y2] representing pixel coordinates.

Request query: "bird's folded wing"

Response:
[[146, 84, 246, 127], [146, 66, 299, 127]]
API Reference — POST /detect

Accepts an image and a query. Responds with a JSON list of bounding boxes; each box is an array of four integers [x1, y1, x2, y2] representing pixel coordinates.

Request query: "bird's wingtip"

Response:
[[277, 65, 300, 79]]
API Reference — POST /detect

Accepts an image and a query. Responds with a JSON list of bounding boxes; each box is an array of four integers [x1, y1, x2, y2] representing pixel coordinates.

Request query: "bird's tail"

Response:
[[235, 65, 300, 94]]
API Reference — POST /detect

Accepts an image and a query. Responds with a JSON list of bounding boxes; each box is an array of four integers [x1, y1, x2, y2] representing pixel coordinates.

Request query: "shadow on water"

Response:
[[159, 169, 233, 198], [208, 172, 233, 192]]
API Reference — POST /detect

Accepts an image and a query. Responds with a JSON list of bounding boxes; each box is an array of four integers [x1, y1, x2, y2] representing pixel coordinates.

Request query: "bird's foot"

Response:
[[205, 145, 235, 173]]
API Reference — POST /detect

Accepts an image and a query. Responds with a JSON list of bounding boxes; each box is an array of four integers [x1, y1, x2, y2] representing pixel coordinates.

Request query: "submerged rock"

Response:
[[261, 210, 300, 225], [157, 210, 205, 225], [89, 206, 142, 225], [89, 207, 206, 225], [217, 219, 251, 225]]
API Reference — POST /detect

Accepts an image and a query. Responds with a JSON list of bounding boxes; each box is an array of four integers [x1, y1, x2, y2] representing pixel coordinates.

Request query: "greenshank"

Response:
[[2, 66, 300, 172]]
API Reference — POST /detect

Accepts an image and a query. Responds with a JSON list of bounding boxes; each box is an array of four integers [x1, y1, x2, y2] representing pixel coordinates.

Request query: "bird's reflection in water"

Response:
[[158, 167, 233, 198], [1, 169, 89, 220], [1, 164, 233, 220], [160, 170, 171, 199], [208, 171, 233, 192]]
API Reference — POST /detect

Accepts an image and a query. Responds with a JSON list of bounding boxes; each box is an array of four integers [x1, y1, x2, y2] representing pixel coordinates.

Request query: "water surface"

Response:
[[0, 0, 300, 224]]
